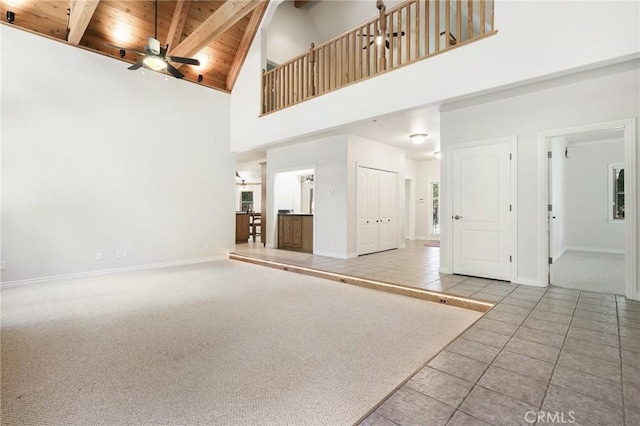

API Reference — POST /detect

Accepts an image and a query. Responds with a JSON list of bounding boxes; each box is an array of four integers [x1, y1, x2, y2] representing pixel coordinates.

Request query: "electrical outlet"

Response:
[[0, 261, 6, 270], [95, 253, 102, 261], [116, 251, 122, 258], [122, 250, 128, 258]]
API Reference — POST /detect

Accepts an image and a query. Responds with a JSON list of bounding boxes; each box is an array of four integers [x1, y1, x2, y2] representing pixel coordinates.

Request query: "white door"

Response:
[[452, 141, 511, 280], [357, 167, 380, 255], [379, 170, 398, 251]]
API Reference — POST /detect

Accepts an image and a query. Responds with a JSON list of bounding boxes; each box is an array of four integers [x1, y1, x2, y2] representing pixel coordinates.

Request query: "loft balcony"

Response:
[[261, 0, 496, 115]]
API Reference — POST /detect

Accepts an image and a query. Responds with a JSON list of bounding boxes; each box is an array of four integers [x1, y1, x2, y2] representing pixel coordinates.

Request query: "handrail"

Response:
[[262, 0, 495, 115]]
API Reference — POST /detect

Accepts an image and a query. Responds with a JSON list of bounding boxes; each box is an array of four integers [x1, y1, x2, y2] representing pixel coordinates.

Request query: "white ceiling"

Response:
[[334, 105, 441, 161]]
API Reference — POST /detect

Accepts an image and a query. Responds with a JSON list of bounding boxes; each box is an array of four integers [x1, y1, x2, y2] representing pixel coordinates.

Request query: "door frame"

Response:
[[356, 164, 400, 256], [269, 164, 316, 251], [538, 118, 637, 300], [405, 178, 416, 241], [428, 180, 440, 240], [446, 136, 518, 282]]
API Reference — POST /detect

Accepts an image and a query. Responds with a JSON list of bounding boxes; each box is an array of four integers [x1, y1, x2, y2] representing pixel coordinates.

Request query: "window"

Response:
[[431, 182, 440, 235], [240, 191, 253, 212], [609, 164, 624, 221]]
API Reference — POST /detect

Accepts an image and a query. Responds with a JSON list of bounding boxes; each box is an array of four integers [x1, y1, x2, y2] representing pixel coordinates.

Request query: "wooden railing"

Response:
[[262, 0, 495, 114]]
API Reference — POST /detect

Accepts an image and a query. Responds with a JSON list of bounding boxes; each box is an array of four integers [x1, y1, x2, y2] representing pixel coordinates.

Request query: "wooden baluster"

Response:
[[406, 3, 412, 62], [435, 0, 440, 51], [468, 0, 473, 41], [309, 43, 315, 97], [261, 69, 266, 113], [378, 4, 387, 72], [366, 24, 371, 77], [491, 0, 495, 31], [456, 0, 461, 44], [397, 8, 402, 65], [415, 1, 420, 59], [425, 0, 429, 56], [279, 67, 284, 109], [445, 1, 451, 48], [480, 0, 486, 35], [350, 32, 355, 82]]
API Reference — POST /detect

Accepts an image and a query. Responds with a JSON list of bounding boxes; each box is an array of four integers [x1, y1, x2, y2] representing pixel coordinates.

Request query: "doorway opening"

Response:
[[540, 119, 637, 299], [272, 168, 316, 253]]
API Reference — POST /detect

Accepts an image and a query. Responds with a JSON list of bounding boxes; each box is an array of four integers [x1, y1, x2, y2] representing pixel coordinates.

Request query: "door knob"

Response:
[[454, 215, 463, 220]]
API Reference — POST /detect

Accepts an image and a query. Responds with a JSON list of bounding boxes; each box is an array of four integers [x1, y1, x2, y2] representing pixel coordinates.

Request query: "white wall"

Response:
[[266, 0, 320, 65], [347, 135, 405, 255], [440, 62, 639, 287], [231, 1, 639, 153], [566, 140, 625, 252], [1, 26, 235, 283], [416, 159, 441, 240], [551, 137, 568, 261], [266, 136, 348, 257]]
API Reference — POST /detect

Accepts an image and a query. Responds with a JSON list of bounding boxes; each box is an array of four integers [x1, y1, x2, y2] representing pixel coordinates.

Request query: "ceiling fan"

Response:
[[360, 30, 406, 50], [360, 0, 405, 50], [106, 0, 200, 79]]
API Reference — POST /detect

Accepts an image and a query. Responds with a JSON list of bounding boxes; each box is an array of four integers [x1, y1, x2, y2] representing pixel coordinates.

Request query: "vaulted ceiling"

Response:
[[1, 0, 269, 91]]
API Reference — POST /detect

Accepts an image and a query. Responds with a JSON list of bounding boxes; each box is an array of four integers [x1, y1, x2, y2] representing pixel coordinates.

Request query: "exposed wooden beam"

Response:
[[226, 1, 268, 91], [294, 0, 308, 8], [166, 0, 191, 51], [67, 0, 100, 45], [170, 0, 265, 67]]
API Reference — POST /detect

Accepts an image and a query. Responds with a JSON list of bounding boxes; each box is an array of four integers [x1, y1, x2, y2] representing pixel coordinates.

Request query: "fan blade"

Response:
[[106, 44, 146, 55], [386, 40, 390, 49], [169, 56, 200, 66], [166, 63, 184, 79], [362, 40, 375, 50], [128, 61, 143, 70]]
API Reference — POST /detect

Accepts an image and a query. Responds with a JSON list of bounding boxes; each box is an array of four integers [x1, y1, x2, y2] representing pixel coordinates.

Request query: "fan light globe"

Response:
[[143, 56, 167, 71], [410, 133, 428, 144]]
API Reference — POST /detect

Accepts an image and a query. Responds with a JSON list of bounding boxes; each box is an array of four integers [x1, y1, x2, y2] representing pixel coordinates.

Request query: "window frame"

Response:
[[608, 162, 625, 222]]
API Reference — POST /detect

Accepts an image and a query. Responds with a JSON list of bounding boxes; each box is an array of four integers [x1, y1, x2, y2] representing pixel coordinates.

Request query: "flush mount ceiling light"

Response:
[[410, 133, 428, 144]]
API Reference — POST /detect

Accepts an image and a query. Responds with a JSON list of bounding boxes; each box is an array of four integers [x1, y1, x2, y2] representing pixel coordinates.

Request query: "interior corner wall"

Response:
[[416, 159, 441, 240], [565, 140, 625, 252], [346, 135, 406, 256], [1, 26, 235, 283], [266, 135, 348, 257], [439, 63, 639, 286]]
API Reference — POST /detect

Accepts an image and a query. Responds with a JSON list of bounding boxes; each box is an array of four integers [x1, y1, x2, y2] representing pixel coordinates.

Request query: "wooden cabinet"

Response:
[[236, 213, 250, 242], [278, 214, 313, 253]]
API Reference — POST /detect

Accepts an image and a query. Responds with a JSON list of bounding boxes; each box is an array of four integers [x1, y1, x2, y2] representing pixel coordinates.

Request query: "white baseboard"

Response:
[[566, 246, 624, 255], [1, 254, 228, 288], [514, 276, 545, 287], [265, 243, 276, 249], [439, 266, 452, 274]]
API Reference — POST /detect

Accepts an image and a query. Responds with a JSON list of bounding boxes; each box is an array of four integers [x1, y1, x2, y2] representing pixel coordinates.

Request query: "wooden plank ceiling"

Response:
[[1, 0, 269, 91]]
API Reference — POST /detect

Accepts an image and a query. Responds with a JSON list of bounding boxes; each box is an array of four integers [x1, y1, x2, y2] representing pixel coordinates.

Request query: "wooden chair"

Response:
[[251, 213, 262, 242]]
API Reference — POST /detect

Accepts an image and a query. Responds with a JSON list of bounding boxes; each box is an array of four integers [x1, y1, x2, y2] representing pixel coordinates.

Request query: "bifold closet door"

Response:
[[357, 167, 398, 255], [358, 167, 380, 255], [378, 170, 398, 251]]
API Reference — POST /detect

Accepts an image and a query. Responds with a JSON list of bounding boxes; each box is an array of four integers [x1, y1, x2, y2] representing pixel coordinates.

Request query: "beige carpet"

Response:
[[1, 260, 480, 425], [551, 250, 625, 295]]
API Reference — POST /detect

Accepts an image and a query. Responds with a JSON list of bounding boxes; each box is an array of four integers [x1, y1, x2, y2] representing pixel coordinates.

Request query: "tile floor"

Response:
[[234, 241, 639, 426]]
